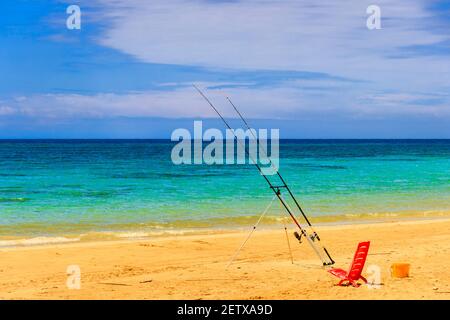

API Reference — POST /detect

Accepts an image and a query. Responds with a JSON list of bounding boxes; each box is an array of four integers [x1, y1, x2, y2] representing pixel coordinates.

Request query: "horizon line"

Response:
[[0, 138, 449, 141]]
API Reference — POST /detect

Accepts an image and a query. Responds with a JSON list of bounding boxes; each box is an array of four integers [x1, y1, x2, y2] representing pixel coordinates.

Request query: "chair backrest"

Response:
[[347, 241, 370, 280]]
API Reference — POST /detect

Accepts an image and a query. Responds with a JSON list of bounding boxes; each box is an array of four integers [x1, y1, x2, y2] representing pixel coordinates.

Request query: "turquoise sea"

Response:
[[0, 140, 449, 243]]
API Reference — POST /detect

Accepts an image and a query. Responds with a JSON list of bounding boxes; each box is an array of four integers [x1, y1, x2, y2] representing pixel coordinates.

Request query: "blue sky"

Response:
[[0, 0, 449, 138]]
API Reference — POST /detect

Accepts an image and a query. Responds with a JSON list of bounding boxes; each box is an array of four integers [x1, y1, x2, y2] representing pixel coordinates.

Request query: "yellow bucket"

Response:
[[391, 263, 410, 278]]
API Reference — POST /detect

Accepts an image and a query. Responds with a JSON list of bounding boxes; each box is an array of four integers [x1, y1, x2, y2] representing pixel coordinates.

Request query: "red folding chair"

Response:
[[328, 241, 370, 287]]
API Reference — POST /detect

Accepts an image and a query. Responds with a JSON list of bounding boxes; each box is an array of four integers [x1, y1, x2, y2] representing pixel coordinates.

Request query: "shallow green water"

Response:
[[0, 139, 449, 238]]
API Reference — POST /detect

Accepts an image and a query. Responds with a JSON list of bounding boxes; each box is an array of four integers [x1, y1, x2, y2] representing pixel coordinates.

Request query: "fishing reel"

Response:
[[310, 232, 320, 242], [293, 231, 302, 243], [294, 231, 321, 243]]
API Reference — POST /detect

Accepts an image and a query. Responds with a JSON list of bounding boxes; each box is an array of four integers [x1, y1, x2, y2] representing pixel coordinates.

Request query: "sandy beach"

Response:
[[0, 218, 449, 300]]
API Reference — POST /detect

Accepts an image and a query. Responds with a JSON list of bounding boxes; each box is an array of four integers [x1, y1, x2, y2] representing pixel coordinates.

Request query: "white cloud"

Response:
[[5, 82, 449, 120], [94, 0, 449, 91], [0, 106, 16, 116], [5, 1, 449, 123]]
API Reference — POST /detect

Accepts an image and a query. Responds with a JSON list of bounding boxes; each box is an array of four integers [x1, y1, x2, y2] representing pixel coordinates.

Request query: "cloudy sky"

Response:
[[0, 0, 449, 138]]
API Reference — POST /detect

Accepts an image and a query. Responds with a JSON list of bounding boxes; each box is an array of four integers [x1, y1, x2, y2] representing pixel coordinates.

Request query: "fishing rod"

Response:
[[193, 85, 335, 266], [225, 95, 335, 266], [226, 97, 314, 226], [225, 96, 334, 261]]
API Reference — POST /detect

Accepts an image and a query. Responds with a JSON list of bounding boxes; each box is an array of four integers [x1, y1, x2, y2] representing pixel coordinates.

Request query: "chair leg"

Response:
[[360, 276, 368, 284], [350, 280, 360, 288], [337, 279, 346, 286]]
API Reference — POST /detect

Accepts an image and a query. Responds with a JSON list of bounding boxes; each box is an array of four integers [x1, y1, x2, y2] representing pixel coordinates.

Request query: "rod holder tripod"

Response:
[[194, 85, 335, 267]]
